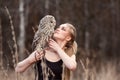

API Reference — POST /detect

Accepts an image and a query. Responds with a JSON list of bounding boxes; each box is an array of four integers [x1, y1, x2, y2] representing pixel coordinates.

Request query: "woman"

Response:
[[15, 23, 78, 80]]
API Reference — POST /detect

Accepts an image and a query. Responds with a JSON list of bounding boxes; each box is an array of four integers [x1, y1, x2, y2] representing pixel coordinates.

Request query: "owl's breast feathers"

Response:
[[32, 15, 56, 51]]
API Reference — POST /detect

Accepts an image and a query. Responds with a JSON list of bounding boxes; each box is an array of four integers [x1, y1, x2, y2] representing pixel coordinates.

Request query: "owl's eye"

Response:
[[50, 21, 53, 23]]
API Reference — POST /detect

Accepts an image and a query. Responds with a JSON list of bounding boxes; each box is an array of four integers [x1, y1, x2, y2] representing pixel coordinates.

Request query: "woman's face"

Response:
[[53, 24, 71, 41]]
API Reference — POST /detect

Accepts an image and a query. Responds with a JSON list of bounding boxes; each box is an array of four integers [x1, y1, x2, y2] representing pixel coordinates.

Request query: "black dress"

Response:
[[37, 58, 63, 80]]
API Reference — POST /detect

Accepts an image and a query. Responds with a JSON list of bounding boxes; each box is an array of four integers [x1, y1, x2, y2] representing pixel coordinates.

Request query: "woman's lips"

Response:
[[54, 30, 59, 34]]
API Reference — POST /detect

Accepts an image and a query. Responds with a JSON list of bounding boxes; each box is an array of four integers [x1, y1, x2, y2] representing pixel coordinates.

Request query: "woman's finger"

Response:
[[34, 50, 44, 61]]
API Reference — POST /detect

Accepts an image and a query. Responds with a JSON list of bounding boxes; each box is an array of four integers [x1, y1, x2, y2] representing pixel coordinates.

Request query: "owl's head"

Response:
[[39, 15, 56, 30]]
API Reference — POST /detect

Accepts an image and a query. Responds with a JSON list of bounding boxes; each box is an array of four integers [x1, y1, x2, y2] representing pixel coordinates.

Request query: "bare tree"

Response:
[[0, 17, 3, 69], [84, 0, 90, 56], [55, 0, 60, 25], [45, 0, 49, 14], [18, 0, 25, 60]]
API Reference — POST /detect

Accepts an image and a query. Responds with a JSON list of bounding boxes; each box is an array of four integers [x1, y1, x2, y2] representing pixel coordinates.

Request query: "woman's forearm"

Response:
[[15, 50, 43, 73], [15, 57, 33, 73], [56, 48, 77, 71]]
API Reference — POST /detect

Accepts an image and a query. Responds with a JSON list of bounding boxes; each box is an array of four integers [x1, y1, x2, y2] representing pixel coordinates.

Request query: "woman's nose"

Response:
[[56, 27, 60, 31]]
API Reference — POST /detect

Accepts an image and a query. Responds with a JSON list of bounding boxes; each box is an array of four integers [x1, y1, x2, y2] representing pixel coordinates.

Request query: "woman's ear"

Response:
[[66, 36, 71, 41]]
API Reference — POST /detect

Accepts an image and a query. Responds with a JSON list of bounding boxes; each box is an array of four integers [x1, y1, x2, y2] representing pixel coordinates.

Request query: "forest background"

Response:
[[0, 0, 120, 80]]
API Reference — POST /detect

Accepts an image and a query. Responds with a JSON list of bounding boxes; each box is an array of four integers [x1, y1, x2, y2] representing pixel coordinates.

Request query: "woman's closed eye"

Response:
[[61, 27, 66, 31], [57, 26, 66, 31]]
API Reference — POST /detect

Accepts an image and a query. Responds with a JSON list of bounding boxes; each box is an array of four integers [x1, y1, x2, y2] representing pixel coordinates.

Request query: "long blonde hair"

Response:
[[62, 23, 78, 80]]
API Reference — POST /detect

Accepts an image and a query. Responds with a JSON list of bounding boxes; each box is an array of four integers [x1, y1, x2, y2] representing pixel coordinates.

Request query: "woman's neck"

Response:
[[55, 39, 67, 49]]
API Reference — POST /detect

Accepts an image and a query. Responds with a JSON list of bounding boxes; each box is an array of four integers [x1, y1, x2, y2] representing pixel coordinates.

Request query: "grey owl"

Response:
[[32, 15, 56, 52]]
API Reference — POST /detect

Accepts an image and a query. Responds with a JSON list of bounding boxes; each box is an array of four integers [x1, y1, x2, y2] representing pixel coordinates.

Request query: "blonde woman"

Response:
[[15, 23, 78, 80]]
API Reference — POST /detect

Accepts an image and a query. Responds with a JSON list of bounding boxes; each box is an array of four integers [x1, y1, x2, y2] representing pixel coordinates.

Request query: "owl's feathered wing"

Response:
[[32, 15, 56, 51]]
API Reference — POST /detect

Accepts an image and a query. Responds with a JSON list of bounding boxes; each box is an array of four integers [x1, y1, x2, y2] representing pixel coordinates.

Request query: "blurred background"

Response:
[[0, 0, 120, 80]]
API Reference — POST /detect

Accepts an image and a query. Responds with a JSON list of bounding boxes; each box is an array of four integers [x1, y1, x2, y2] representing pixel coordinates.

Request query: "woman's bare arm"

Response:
[[56, 48, 77, 71], [48, 39, 77, 71], [15, 50, 43, 73]]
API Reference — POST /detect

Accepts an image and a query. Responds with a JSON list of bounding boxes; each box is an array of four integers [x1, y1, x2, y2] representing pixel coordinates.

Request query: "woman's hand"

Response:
[[48, 39, 61, 52], [28, 50, 44, 63]]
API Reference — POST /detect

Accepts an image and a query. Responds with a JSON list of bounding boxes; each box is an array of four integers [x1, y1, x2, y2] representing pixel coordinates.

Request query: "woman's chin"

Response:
[[52, 36, 56, 40], [53, 36, 60, 41]]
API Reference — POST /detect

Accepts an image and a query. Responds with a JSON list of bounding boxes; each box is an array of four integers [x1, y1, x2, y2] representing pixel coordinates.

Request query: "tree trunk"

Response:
[[18, 0, 25, 60]]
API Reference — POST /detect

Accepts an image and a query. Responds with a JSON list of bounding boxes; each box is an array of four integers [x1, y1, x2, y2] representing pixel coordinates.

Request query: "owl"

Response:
[[32, 15, 56, 51], [32, 15, 56, 80]]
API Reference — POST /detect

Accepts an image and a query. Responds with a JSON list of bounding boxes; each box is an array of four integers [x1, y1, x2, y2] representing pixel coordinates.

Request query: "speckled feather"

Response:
[[32, 15, 56, 51]]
